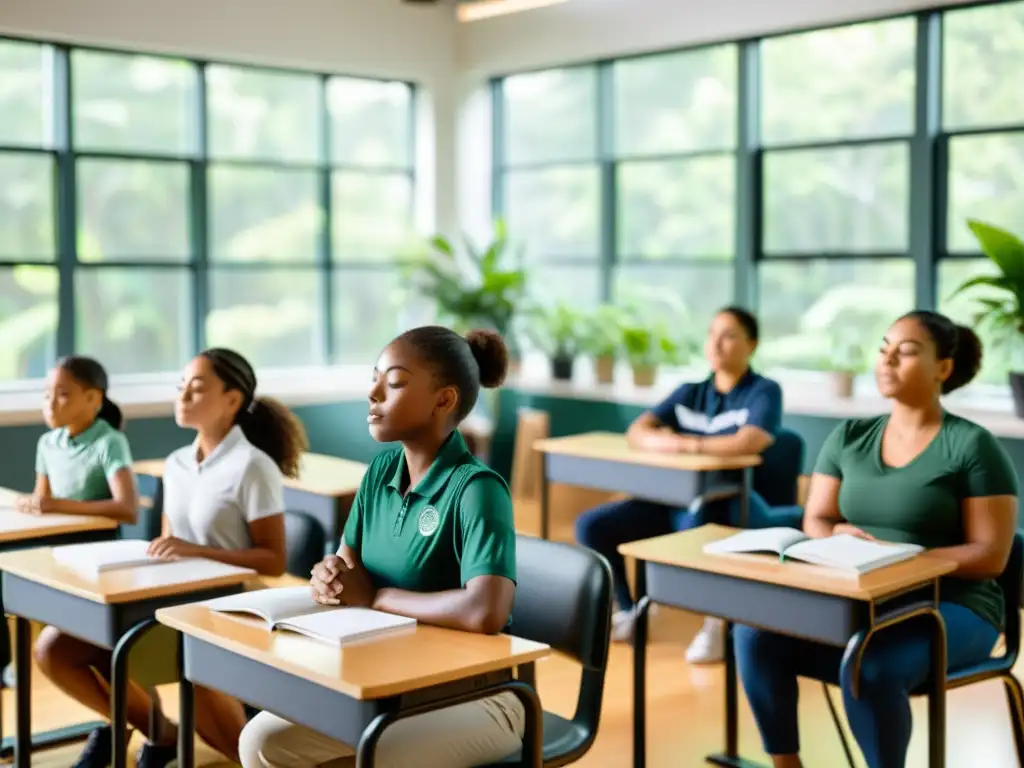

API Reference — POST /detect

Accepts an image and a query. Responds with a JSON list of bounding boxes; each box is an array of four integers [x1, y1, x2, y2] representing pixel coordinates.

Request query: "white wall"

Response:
[[457, 0, 972, 76], [0, 0, 460, 234]]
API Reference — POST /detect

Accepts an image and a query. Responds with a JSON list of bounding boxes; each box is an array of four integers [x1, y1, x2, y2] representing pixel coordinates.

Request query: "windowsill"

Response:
[[1, 359, 1022, 440]]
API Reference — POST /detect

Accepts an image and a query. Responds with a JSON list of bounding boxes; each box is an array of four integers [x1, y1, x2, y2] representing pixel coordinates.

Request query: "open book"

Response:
[[203, 587, 417, 647], [703, 527, 923, 575], [53, 539, 176, 576]]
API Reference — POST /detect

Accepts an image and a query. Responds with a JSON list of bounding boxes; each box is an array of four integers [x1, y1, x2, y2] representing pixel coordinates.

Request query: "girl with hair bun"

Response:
[[734, 310, 1019, 768], [238, 325, 523, 768], [36, 348, 307, 768]]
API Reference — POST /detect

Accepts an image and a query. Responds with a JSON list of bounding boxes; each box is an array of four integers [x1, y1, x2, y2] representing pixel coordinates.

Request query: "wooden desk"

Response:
[[134, 452, 368, 554], [157, 603, 550, 767], [620, 525, 958, 768], [0, 548, 257, 768], [533, 432, 761, 540]]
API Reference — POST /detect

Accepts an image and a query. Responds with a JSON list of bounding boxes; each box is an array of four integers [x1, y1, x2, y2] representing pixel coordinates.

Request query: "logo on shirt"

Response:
[[418, 506, 440, 537], [675, 404, 749, 434]]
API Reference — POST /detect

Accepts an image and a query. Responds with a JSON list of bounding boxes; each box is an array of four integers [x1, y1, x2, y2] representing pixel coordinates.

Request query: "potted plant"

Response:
[[400, 218, 527, 363], [582, 305, 624, 384], [523, 302, 581, 381], [948, 219, 1024, 415], [827, 343, 866, 399], [622, 323, 681, 387]]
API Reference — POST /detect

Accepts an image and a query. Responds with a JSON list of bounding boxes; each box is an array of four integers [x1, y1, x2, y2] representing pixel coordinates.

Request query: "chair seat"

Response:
[[910, 655, 1014, 695], [481, 711, 591, 767]]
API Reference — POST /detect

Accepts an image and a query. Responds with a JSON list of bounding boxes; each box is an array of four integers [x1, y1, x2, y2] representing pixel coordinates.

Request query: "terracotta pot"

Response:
[[594, 355, 615, 384], [831, 370, 855, 399], [632, 364, 657, 387]]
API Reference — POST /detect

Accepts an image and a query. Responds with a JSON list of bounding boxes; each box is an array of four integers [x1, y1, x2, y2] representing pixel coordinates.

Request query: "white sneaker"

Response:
[[611, 609, 636, 643], [685, 617, 725, 664]]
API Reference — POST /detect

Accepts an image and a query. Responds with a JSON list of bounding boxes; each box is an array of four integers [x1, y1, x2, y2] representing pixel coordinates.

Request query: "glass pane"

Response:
[[614, 45, 737, 155], [207, 268, 320, 368], [503, 67, 597, 165], [618, 157, 734, 259], [761, 18, 915, 144], [0, 152, 55, 261], [332, 172, 413, 261], [525, 265, 601, 308], [758, 259, 914, 371], [504, 166, 600, 259], [332, 269, 431, 365], [614, 262, 734, 351], [763, 143, 909, 255], [943, 1, 1024, 130], [328, 78, 411, 167], [208, 166, 320, 262], [206, 65, 320, 163], [77, 159, 190, 262], [947, 133, 1024, 252], [75, 268, 192, 374], [0, 40, 51, 147], [0, 266, 57, 381], [73, 50, 196, 154], [938, 258, 1015, 387]]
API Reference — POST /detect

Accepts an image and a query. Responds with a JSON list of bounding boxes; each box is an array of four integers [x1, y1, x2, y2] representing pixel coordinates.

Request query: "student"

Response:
[[575, 306, 785, 662], [6, 357, 139, 687], [34, 348, 306, 768], [734, 310, 1018, 768], [237, 325, 520, 768]]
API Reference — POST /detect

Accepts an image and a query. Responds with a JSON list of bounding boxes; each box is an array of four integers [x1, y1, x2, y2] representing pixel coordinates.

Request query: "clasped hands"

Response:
[[310, 555, 376, 608], [15, 495, 54, 516]]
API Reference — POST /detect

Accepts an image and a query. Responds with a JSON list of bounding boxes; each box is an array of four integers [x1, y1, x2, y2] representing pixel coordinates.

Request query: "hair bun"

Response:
[[465, 329, 509, 389], [945, 324, 983, 394]]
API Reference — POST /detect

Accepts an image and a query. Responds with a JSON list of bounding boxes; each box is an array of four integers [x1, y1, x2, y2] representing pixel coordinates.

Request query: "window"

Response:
[[947, 133, 1024, 252], [758, 260, 915, 371], [502, 68, 597, 165], [503, 167, 601, 260], [0, 34, 415, 382], [332, 269, 430, 365]]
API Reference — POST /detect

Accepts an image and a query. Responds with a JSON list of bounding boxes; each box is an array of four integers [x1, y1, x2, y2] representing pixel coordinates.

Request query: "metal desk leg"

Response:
[[111, 619, 158, 768], [927, 611, 948, 768], [178, 632, 195, 768], [14, 617, 30, 768], [632, 557, 649, 768], [539, 455, 550, 541]]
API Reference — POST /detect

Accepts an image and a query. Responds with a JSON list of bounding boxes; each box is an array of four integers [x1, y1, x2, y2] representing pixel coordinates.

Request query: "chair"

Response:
[[688, 426, 806, 528], [284, 510, 327, 578], [483, 535, 613, 767], [825, 533, 1024, 767]]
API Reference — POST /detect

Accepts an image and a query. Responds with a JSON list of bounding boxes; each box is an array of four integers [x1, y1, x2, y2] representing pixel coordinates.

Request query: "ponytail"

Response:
[[237, 396, 308, 479], [97, 394, 124, 431], [200, 348, 309, 478]]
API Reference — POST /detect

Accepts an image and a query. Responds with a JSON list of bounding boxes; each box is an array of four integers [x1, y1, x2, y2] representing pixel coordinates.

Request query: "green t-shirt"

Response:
[[342, 430, 517, 593], [35, 419, 134, 502], [815, 412, 1018, 629]]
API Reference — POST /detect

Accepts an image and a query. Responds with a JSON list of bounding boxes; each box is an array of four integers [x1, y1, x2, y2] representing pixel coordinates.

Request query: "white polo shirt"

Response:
[[162, 425, 284, 550]]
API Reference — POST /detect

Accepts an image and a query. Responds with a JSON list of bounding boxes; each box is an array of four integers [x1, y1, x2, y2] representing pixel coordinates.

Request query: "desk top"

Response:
[[157, 603, 550, 700], [0, 548, 257, 605], [0, 488, 119, 543], [533, 431, 761, 471], [619, 524, 958, 601], [134, 453, 367, 499]]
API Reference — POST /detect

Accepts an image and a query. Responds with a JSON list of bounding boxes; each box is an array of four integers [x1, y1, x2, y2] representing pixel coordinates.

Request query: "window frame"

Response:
[[0, 35, 416, 382]]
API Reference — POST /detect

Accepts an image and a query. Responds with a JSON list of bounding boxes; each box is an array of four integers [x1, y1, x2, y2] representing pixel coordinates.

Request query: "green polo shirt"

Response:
[[816, 412, 1018, 630], [35, 418, 134, 501], [343, 431, 516, 593]]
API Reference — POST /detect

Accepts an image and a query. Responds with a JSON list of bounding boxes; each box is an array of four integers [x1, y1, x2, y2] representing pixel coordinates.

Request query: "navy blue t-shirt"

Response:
[[650, 369, 782, 439]]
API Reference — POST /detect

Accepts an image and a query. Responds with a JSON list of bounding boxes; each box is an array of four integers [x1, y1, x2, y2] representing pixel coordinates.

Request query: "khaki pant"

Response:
[[238, 691, 525, 768]]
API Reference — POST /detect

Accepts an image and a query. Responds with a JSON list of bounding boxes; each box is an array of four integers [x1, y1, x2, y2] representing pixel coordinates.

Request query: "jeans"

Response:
[[734, 601, 999, 768], [574, 492, 803, 611]]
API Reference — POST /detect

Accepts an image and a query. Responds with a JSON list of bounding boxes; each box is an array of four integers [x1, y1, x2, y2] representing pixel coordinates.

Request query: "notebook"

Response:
[[703, 527, 924, 575], [203, 586, 417, 647], [52, 539, 179, 576]]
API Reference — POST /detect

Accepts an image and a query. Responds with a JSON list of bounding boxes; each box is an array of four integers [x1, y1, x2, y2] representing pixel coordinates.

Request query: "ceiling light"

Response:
[[457, 0, 570, 23]]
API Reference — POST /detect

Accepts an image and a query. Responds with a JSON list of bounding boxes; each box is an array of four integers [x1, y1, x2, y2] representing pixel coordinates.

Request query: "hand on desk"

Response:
[[310, 555, 377, 608], [832, 523, 877, 542], [15, 495, 54, 515], [147, 536, 201, 560]]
